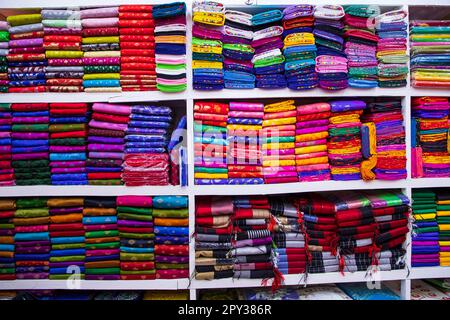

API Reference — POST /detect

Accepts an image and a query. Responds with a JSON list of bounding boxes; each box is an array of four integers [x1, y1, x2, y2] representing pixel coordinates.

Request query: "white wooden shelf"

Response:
[[410, 267, 450, 280], [410, 178, 450, 189]]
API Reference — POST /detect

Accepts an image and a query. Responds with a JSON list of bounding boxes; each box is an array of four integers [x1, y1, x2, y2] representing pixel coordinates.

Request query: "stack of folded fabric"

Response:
[[227, 101, 263, 185], [42, 8, 84, 92], [167, 115, 187, 186], [0, 103, 14, 186], [48, 197, 85, 280], [232, 196, 274, 280], [11, 103, 51, 185], [153, 2, 187, 93], [194, 101, 229, 185], [81, 6, 121, 92], [153, 196, 189, 279], [314, 5, 348, 90], [410, 19, 450, 88], [0, 199, 15, 280], [343, 5, 379, 88], [87, 102, 130, 185], [411, 97, 450, 178], [195, 196, 234, 280], [282, 6, 317, 90], [14, 197, 50, 279], [49, 103, 88, 185], [361, 99, 406, 181], [83, 197, 119, 280], [0, 21, 9, 93], [328, 100, 366, 181], [116, 196, 155, 280], [295, 102, 331, 182], [122, 105, 171, 186], [118, 5, 156, 92], [270, 197, 307, 275], [7, 13, 47, 93], [435, 190, 450, 267], [192, 1, 225, 90], [262, 100, 298, 184], [411, 190, 440, 267], [297, 193, 339, 273], [375, 9, 408, 88]]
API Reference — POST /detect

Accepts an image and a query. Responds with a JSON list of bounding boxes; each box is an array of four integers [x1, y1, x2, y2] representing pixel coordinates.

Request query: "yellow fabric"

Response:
[[263, 160, 296, 167], [82, 36, 119, 44], [378, 150, 406, 157], [45, 51, 83, 59], [331, 167, 360, 174], [7, 14, 41, 26], [84, 51, 120, 58], [437, 211, 450, 216], [376, 50, 405, 58], [295, 145, 327, 155], [83, 73, 120, 80], [193, 12, 225, 26], [329, 114, 360, 124], [437, 200, 450, 205], [296, 131, 328, 142], [84, 87, 122, 93], [413, 213, 436, 220], [328, 146, 361, 154], [192, 45, 223, 54], [264, 100, 296, 113], [438, 241, 450, 247], [194, 173, 228, 179], [413, 72, 450, 82], [283, 33, 315, 48], [262, 142, 295, 150], [439, 225, 450, 231], [411, 34, 450, 39], [423, 155, 450, 164], [262, 117, 296, 127], [155, 35, 186, 44], [192, 61, 223, 69], [226, 124, 261, 131], [296, 156, 328, 166]]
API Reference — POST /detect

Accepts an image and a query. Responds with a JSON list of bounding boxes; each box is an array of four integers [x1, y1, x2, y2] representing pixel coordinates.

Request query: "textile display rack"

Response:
[[0, 0, 449, 301]]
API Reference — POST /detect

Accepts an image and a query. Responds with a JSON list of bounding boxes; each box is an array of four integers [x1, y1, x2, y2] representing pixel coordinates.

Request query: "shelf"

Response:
[[409, 88, 450, 97], [409, 267, 450, 280], [0, 0, 179, 8], [410, 178, 450, 189]]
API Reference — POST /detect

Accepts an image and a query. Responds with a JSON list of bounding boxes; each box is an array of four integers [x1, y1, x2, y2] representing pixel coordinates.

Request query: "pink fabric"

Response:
[[92, 102, 131, 116], [229, 102, 264, 112], [116, 196, 152, 207]]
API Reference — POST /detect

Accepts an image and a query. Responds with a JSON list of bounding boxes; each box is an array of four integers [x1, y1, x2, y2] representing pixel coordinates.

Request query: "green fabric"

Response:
[[15, 172, 51, 179], [411, 26, 450, 34], [415, 227, 439, 233], [192, 52, 223, 62], [152, 208, 188, 218], [437, 205, 450, 211], [84, 65, 120, 73], [412, 204, 436, 210], [192, 37, 222, 48], [155, 263, 188, 269], [15, 179, 52, 185], [0, 103, 10, 111], [85, 230, 119, 238], [89, 180, 123, 185], [12, 168, 50, 174], [15, 208, 49, 218], [0, 268, 16, 274], [194, 167, 228, 174], [50, 255, 85, 262], [344, 5, 378, 17], [349, 67, 377, 76], [12, 124, 49, 132], [155, 63, 186, 70], [0, 31, 9, 42], [223, 43, 254, 53], [52, 243, 85, 250], [50, 138, 86, 146], [49, 123, 85, 132], [120, 270, 155, 275], [49, 274, 85, 280], [156, 83, 186, 92], [85, 242, 119, 250], [120, 252, 154, 261], [85, 268, 120, 275], [119, 232, 154, 239], [12, 160, 49, 168], [437, 217, 450, 223], [315, 38, 342, 51], [193, 123, 227, 133], [43, 19, 82, 28], [0, 224, 14, 229], [15, 198, 48, 209], [117, 213, 153, 222], [329, 127, 360, 136], [0, 65, 7, 73], [254, 55, 285, 68], [116, 206, 152, 215], [414, 208, 436, 214], [263, 136, 295, 143]]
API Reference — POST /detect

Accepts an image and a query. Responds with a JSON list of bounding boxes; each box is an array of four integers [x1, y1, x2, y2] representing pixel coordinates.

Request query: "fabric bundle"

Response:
[[48, 197, 85, 279], [192, 1, 225, 90], [116, 196, 155, 280], [42, 8, 84, 92], [435, 190, 450, 267], [412, 97, 450, 178], [153, 196, 189, 279], [282, 6, 317, 90], [195, 196, 234, 280], [14, 197, 50, 279], [153, 2, 187, 92], [167, 115, 187, 186], [0, 199, 15, 280], [49, 103, 88, 185], [227, 101, 263, 184], [0, 103, 14, 186], [81, 6, 121, 92], [375, 10, 408, 88], [194, 101, 229, 185], [410, 19, 450, 88], [295, 102, 331, 181], [262, 100, 298, 184], [412, 190, 439, 267], [87, 102, 130, 185], [122, 105, 172, 186], [11, 103, 51, 185], [0, 21, 9, 93], [83, 197, 119, 280], [7, 13, 47, 93], [343, 5, 379, 88], [118, 5, 156, 92], [327, 100, 366, 180]]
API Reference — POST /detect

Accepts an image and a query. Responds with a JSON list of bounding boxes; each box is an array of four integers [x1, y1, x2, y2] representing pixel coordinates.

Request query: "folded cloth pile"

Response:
[[49, 103, 88, 185], [0, 21, 9, 93], [195, 196, 234, 280], [167, 115, 187, 185], [192, 1, 225, 90], [81, 6, 121, 92], [48, 197, 85, 280], [297, 193, 339, 273], [295, 102, 331, 182], [262, 100, 298, 184], [314, 5, 348, 90], [7, 13, 47, 93], [282, 6, 317, 90], [118, 5, 156, 92], [153, 2, 187, 92], [87, 102, 130, 185], [0, 199, 15, 280], [83, 197, 120, 280], [227, 101, 263, 184], [11, 103, 51, 185], [271, 197, 306, 275], [411, 97, 450, 178], [14, 197, 50, 279], [232, 196, 274, 280], [194, 101, 229, 185], [343, 5, 379, 88], [375, 9, 408, 88], [328, 100, 366, 180], [411, 190, 439, 267], [410, 19, 450, 88], [116, 196, 155, 280], [42, 8, 84, 92], [435, 190, 450, 266], [0, 103, 14, 186], [153, 196, 189, 279], [361, 99, 406, 180], [122, 105, 171, 186]]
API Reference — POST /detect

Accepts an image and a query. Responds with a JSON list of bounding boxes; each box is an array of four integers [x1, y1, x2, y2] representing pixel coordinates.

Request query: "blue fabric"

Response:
[[50, 249, 86, 257], [50, 153, 86, 161], [51, 237, 85, 244], [15, 254, 50, 261], [14, 232, 49, 241], [82, 216, 117, 225], [120, 246, 154, 253], [154, 226, 188, 236]]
